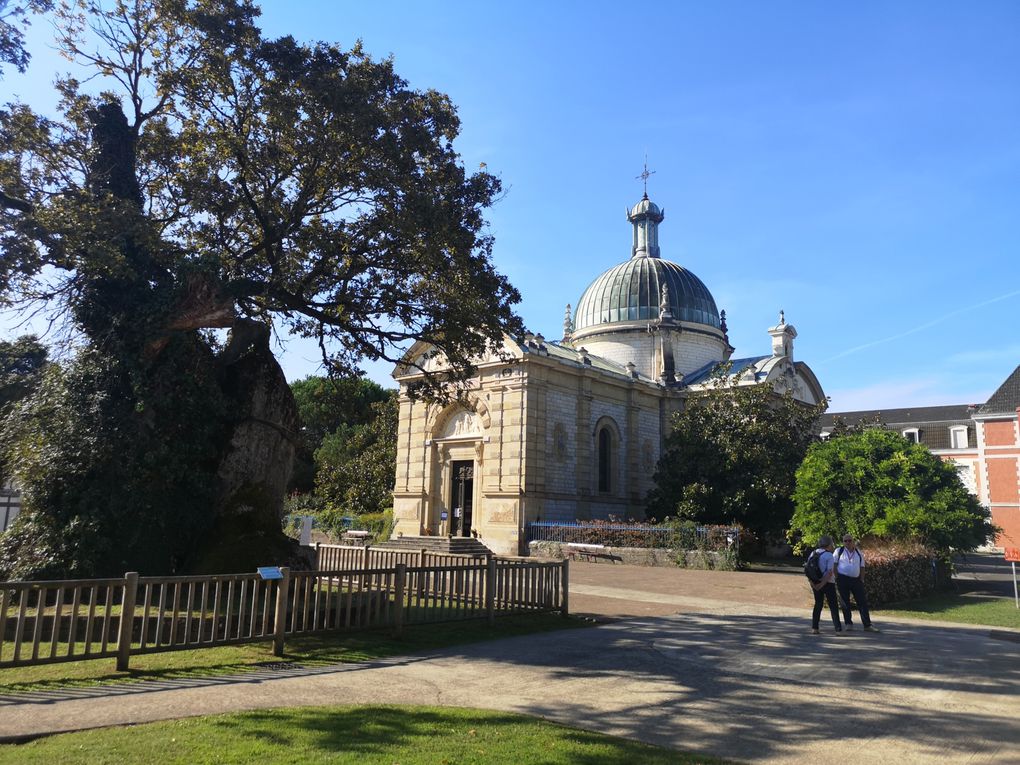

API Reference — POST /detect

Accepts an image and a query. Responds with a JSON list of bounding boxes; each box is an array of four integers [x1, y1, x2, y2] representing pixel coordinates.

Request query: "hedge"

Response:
[[814, 539, 950, 608]]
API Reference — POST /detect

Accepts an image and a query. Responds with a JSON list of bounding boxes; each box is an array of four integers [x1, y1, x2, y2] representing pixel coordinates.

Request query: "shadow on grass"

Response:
[[0, 705, 733, 764], [0, 613, 585, 700]]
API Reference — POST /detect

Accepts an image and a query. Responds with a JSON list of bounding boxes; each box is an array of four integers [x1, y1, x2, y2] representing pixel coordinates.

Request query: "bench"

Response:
[[564, 543, 618, 563]]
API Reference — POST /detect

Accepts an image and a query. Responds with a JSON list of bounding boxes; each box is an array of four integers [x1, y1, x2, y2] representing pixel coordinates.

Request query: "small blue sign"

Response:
[[257, 566, 283, 580], [440, 511, 448, 521]]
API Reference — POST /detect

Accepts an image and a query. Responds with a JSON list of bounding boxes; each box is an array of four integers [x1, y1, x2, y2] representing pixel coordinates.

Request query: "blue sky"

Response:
[[4, 2, 1020, 411]]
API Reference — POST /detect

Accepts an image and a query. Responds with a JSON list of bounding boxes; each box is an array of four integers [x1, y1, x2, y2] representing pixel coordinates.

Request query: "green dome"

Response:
[[574, 257, 721, 331]]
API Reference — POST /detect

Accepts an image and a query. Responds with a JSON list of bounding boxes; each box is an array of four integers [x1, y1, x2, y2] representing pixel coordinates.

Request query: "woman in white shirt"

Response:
[[834, 534, 879, 632]]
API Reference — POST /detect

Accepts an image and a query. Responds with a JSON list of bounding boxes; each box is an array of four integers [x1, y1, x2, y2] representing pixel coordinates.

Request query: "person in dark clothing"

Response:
[[810, 535, 842, 635], [834, 534, 879, 632]]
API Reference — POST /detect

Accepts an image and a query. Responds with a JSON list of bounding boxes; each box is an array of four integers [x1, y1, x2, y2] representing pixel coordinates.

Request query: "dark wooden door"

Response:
[[451, 461, 474, 537]]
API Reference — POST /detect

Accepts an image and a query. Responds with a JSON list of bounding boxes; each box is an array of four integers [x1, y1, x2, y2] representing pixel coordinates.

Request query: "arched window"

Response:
[[597, 426, 613, 494]]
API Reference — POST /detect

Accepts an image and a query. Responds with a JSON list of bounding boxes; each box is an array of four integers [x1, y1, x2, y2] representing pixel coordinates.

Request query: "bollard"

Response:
[[273, 568, 291, 657], [116, 572, 139, 671]]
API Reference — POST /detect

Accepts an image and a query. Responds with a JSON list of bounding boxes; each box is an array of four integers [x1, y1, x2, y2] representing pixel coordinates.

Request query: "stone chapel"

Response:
[[390, 192, 826, 555]]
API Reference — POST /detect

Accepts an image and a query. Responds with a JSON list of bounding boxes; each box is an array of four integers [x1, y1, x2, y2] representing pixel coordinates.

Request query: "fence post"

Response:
[[486, 557, 496, 625], [273, 567, 290, 657], [116, 572, 139, 671], [314, 542, 321, 570], [560, 559, 570, 617], [393, 563, 406, 636]]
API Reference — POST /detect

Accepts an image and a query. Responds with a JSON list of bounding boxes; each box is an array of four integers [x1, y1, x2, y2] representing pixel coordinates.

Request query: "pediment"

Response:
[[394, 335, 524, 379]]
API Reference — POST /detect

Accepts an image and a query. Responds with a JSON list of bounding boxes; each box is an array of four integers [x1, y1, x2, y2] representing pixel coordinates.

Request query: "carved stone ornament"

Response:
[[487, 503, 516, 524], [440, 409, 483, 439], [553, 423, 568, 463]]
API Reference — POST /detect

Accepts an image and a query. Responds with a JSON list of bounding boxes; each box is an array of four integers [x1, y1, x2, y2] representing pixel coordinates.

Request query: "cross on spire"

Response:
[[636, 156, 655, 198]]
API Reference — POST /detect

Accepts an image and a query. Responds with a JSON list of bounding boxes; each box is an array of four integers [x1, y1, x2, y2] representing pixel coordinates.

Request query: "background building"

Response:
[[820, 365, 1020, 550]]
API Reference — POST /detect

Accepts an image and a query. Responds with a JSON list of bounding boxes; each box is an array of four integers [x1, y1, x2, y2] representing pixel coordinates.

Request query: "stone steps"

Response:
[[373, 536, 493, 556]]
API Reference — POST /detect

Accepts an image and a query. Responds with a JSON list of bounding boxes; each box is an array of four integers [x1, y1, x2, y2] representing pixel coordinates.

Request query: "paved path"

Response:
[[1, 562, 1018, 764]]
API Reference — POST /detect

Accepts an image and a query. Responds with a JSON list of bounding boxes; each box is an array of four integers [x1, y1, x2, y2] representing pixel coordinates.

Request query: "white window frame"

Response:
[[902, 428, 920, 444], [950, 426, 968, 450]]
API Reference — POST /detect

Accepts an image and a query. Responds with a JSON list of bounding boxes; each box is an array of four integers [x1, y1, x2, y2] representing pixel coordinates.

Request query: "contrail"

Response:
[[821, 289, 1020, 363]]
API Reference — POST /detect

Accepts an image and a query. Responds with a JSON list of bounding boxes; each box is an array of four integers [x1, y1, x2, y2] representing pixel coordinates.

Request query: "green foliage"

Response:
[[0, 343, 228, 578], [289, 376, 393, 493], [647, 374, 827, 537], [791, 428, 995, 553], [316, 397, 398, 520], [291, 377, 392, 447]]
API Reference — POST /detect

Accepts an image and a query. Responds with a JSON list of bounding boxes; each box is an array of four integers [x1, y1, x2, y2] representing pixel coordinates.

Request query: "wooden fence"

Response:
[[0, 558, 568, 672]]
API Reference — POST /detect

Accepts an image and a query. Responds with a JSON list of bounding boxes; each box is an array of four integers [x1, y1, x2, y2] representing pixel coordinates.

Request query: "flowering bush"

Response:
[[531, 518, 743, 555]]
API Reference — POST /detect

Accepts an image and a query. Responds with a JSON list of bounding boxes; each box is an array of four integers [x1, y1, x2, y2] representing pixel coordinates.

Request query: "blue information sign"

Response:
[[257, 566, 283, 580], [440, 511, 448, 521]]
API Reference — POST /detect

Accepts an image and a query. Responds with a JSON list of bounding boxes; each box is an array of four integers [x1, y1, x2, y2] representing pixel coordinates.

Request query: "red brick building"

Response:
[[820, 364, 1020, 550], [973, 366, 1020, 548]]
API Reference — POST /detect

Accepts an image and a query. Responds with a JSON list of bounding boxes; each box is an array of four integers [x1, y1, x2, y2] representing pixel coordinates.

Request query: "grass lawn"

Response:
[[0, 613, 586, 693], [879, 592, 1020, 629], [0, 705, 731, 764]]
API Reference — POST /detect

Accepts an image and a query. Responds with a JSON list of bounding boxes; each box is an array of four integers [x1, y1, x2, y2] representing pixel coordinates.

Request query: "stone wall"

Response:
[[529, 541, 737, 570]]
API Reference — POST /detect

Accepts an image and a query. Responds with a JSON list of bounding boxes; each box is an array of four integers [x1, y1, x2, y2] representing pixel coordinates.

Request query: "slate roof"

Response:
[[978, 364, 1020, 414], [819, 405, 978, 450], [818, 405, 977, 429], [682, 356, 770, 387]]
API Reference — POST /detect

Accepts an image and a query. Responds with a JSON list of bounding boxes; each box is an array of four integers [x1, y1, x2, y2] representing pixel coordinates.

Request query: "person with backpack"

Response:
[[806, 535, 842, 635], [834, 534, 879, 632]]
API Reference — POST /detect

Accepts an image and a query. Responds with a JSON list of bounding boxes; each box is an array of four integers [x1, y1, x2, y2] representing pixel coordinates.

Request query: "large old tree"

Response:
[[0, 0, 522, 578]]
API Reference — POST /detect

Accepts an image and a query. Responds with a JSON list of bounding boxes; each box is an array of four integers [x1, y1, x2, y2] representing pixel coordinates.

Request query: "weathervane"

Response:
[[636, 156, 655, 198]]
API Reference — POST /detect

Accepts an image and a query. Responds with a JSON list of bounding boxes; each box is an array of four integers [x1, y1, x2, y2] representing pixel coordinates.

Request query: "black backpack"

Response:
[[804, 550, 823, 583]]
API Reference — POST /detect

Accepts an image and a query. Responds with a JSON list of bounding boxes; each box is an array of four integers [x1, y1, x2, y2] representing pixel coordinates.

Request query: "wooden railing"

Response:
[[0, 558, 568, 672], [0, 576, 128, 668], [314, 544, 487, 573]]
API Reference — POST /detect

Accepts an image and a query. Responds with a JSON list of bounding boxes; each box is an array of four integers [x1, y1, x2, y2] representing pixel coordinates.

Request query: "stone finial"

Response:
[[720, 309, 728, 336], [658, 283, 674, 321], [563, 304, 574, 341], [768, 312, 797, 360]]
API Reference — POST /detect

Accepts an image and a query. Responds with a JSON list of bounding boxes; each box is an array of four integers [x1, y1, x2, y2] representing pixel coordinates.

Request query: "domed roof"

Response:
[[628, 196, 663, 220], [573, 257, 721, 332]]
